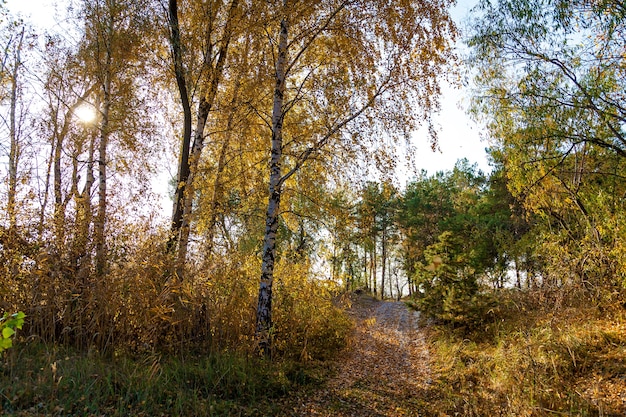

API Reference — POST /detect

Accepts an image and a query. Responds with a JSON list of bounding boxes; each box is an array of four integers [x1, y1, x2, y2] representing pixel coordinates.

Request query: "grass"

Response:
[[6, 288, 624, 416], [420, 288, 626, 416], [0, 341, 331, 416]]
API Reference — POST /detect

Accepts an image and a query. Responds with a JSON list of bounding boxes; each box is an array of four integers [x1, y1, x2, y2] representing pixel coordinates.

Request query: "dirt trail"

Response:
[[287, 295, 431, 416]]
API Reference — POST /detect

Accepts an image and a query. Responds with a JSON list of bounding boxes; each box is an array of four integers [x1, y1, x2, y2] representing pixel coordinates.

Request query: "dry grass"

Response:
[[0, 228, 352, 359], [421, 288, 626, 416], [0, 229, 355, 415]]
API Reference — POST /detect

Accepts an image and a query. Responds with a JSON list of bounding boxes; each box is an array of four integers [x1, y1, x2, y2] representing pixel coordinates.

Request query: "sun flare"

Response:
[[75, 104, 97, 123]]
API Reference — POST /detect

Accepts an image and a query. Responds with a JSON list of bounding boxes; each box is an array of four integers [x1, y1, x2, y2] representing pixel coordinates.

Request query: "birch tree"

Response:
[[0, 18, 37, 291], [4, 25, 24, 232], [0, 19, 38, 235], [80, 0, 152, 276], [39, 34, 97, 264], [166, 0, 242, 278], [255, 0, 457, 355]]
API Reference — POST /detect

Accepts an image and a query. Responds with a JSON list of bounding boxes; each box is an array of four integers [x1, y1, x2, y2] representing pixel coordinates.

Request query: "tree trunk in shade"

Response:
[[256, 5, 288, 357]]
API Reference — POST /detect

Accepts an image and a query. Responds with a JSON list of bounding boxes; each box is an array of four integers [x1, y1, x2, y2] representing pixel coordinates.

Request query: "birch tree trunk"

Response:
[[94, 29, 112, 277], [169, 0, 239, 279], [94, 84, 110, 277], [49, 84, 95, 253], [251, 0, 456, 353], [174, 95, 211, 278], [381, 227, 386, 299], [372, 245, 377, 296], [363, 250, 368, 291], [168, 0, 192, 252], [256, 4, 288, 357], [73, 129, 96, 283], [53, 118, 68, 253], [204, 71, 244, 256]]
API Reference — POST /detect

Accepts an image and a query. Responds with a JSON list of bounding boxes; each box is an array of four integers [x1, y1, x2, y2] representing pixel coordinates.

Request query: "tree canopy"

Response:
[[0, 0, 458, 356], [469, 0, 626, 290]]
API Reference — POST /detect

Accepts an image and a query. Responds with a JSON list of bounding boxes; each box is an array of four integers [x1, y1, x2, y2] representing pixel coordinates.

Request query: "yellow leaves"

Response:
[[149, 305, 175, 323], [271, 257, 351, 360], [281, 210, 302, 235], [425, 255, 443, 272]]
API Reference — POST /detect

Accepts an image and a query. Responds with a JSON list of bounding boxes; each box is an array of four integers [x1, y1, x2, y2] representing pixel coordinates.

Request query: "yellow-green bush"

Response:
[[272, 261, 353, 360]]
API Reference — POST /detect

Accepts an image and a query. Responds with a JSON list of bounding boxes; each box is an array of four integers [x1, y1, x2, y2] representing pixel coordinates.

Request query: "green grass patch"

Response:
[[0, 341, 330, 416]]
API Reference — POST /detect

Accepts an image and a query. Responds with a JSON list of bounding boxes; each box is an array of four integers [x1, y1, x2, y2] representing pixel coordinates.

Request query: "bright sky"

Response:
[[6, 0, 489, 179], [406, 0, 489, 179], [5, 0, 55, 27]]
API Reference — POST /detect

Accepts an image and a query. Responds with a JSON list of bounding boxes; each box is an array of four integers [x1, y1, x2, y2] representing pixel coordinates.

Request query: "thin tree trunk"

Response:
[[203, 77, 241, 255], [174, 97, 211, 278], [204, 128, 232, 256], [74, 129, 96, 283], [175, 0, 239, 278], [256, 5, 288, 357], [381, 228, 386, 299], [53, 124, 66, 252], [331, 229, 337, 281], [372, 244, 377, 296], [204, 44, 249, 255], [168, 0, 193, 252], [7, 28, 24, 232], [515, 256, 521, 289], [50, 87, 96, 251], [363, 249, 368, 291], [388, 252, 393, 299], [94, 51, 112, 277], [39, 136, 55, 239]]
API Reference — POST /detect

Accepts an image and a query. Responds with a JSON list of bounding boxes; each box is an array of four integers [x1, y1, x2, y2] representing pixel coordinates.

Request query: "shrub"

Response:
[[422, 289, 626, 416], [412, 232, 498, 328], [0, 311, 25, 353]]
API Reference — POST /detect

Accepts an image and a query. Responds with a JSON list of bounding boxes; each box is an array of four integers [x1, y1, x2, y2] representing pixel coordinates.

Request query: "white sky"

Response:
[[406, 0, 489, 179], [6, 0, 489, 181], [5, 0, 57, 27]]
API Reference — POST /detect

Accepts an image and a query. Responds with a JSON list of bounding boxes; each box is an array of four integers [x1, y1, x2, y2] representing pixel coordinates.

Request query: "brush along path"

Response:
[[288, 295, 431, 416]]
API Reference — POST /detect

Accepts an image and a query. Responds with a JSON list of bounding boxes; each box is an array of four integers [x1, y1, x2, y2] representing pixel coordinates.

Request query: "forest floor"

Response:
[[283, 294, 431, 416]]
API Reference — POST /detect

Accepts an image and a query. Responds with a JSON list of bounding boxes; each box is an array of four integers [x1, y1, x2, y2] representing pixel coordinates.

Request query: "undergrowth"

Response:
[[0, 231, 354, 415], [420, 288, 626, 416], [0, 341, 332, 416]]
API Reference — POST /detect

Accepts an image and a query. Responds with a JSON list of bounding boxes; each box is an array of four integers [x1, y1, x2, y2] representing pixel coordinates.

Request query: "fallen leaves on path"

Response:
[[286, 294, 431, 416]]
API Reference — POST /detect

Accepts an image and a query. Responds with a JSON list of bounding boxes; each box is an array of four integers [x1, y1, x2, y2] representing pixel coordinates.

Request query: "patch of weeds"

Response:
[[0, 341, 328, 416]]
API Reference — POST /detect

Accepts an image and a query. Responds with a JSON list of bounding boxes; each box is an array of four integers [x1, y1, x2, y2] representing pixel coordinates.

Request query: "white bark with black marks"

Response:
[[256, 3, 289, 357]]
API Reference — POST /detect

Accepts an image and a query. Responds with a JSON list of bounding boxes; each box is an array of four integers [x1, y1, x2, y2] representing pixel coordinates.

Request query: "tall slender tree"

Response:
[[255, 0, 457, 355], [5, 26, 24, 232], [166, 0, 241, 278], [79, 0, 152, 276]]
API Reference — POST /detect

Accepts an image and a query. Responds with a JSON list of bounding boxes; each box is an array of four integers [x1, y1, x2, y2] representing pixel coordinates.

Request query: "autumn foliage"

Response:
[[3, 0, 626, 415]]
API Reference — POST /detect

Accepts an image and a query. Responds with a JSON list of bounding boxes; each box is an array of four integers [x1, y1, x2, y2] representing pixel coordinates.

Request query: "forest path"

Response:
[[286, 294, 431, 416]]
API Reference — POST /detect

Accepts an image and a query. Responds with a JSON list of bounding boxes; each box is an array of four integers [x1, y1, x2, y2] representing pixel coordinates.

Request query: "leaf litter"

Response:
[[285, 294, 431, 416]]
